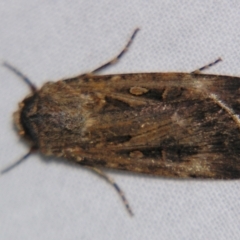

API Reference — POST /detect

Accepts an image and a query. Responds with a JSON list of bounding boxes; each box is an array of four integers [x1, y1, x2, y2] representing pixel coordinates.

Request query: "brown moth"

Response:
[[2, 28, 240, 215]]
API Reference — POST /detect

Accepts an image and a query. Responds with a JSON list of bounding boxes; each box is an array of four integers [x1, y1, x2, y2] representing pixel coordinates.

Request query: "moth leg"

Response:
[[88, 166, 133, 216], [191, 57, 222, 74], [91, 28, 140, 74]]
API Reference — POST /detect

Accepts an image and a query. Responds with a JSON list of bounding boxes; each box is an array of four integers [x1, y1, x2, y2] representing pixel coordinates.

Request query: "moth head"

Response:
[[14, 93, 39, 149], [1, 62, 38, 174]]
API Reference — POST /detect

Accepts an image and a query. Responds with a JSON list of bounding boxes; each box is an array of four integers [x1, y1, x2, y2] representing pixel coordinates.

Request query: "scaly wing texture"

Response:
[[30, 73, 240, 179]]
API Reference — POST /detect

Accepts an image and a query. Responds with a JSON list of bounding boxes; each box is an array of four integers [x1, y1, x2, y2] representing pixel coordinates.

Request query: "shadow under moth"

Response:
[[2, 28, 240, 216]]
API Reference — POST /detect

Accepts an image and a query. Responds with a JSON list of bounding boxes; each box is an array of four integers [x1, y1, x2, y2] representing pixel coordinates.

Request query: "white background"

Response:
[[1, 1, 240, 239]]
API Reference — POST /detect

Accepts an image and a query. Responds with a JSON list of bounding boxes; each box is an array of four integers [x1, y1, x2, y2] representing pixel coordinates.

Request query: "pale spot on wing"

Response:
[[171, 111, 187, 127]]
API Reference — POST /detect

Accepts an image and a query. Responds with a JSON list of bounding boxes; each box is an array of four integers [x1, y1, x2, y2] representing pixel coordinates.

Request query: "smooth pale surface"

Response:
[[1, 1, 240, 240]]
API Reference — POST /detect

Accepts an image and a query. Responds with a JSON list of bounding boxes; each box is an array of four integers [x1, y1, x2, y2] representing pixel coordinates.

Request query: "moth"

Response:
[[2, 28, 240, 215]]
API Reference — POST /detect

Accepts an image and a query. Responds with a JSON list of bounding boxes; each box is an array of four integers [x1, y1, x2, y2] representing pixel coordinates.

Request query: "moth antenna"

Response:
[[2, 61, 37, 93], [1, 148, 34, 175], [89, 167, 134, 216]]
